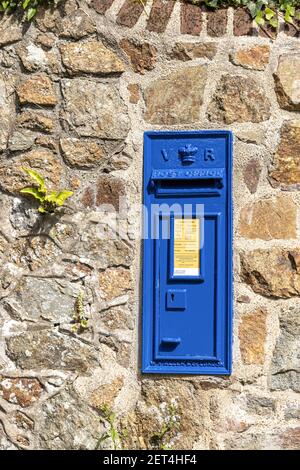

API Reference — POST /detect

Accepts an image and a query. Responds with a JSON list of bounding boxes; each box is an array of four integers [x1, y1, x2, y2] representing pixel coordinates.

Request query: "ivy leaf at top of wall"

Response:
[[0, 0, 59, 21], [20, 167, 73, 214]]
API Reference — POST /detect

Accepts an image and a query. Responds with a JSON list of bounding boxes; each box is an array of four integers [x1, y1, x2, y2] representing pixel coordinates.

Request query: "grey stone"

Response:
[[0, 72, 15, 151], [5, 278, 78, 323], [270, 307, 300, 392], [40, 385, 103, 450], [8, 130, 36, 152], [246, 395, 275, 415], [61, 79, 129, 140], [6, 330, 98, 373]]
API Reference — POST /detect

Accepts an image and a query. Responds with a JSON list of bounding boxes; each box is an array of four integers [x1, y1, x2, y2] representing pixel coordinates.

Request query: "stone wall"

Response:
[[0, 0, 299, 450]]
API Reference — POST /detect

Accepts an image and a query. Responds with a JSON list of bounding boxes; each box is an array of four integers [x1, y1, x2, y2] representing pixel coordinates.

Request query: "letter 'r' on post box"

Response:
[[142, 131, 233, 375]]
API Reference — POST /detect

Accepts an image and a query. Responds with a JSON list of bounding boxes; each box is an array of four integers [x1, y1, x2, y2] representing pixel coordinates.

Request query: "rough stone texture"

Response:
[[61, 79, 129, 140], [16, 111, 54, 133], [270, 120, 300, 186], [180, 3, 202, 36], [231, 45, 270, 70], [208, 75, 271, 124], [0, 377, 42, 407], [147, 0, 175, 33], [0, 72, 15, 151], [99, 267, 132, 301], [270, 307, 300, 392], [0, 13, 23, 46], [171, 42, 217, 61], [144, 65, 207, 124], [234, 8, 254, 36], [207, 9, 228, 37], [120, 39, 157, 74], [0, 0, 299, 452], [241, 249, 300, 299], [60, 41, 125, 75], [92, 0, 114, 15], [0, 149, 62, 194], [60, 138, 106, 169], [117, 0, 146, 28], [17, 75, 57, 106], [239, 196, 297, 240], [243, 158, 262, 193], [40, 385, 103, 450], [6, 331, 98, 373], [274, 55, 300, 111], [239, 309, 267, 365]]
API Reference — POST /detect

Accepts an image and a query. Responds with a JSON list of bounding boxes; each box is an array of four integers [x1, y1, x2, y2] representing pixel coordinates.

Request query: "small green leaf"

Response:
[[22, 168, 46, 193], [55, 190, 74, 206], [27, 6, 37, 20], [20, 187, 44, 201]]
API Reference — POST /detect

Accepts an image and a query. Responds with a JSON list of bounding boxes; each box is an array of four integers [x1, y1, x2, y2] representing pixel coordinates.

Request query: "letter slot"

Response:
[[142, 131, 233, 375]]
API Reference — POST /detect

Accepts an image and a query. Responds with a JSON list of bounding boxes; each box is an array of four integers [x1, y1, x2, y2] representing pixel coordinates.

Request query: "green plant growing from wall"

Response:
[[150, 403, 180, 450], [20, 168, 73, 214], [72, 290, 89, 333], [96, 404, 123, 450], [0, 0, 57, 20]]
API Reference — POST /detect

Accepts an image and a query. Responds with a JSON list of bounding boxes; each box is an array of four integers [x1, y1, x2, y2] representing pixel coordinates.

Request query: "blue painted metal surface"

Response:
[[142, 130, 233, 375]]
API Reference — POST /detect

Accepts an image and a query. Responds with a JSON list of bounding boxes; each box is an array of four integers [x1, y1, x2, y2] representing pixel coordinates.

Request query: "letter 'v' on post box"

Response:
[[142, 131, 233, 375]]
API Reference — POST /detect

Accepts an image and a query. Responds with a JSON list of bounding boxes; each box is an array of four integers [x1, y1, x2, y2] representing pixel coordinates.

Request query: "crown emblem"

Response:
[[178, 144, 198, 164]]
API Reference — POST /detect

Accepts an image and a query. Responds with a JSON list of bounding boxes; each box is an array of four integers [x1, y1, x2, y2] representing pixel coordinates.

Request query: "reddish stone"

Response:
[[81, 187, 95, 208], [180, 3, 202, 36], [96, 176, 126, 210], [117, 0, 147, 28], [234, 8, 255, 36], [0, 377, 42, 408], [207, 9, 227, 37], [147, 0, 175, 33], [243, 158, 262, 194], [91, 0, 114, 14]]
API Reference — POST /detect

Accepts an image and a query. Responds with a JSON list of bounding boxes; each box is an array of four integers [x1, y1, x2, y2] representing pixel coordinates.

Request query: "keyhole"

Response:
[[171, 293, 175, 302]]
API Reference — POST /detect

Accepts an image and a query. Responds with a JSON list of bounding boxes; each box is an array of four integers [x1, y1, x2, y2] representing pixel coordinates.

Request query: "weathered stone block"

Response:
[[91, 0, 114, 14], [60, 41, 125, 75], [274, 55, 300, 111], [0, 72, 15, 151], [8, 130, 36, 152], [208, 75, 271, 124], [231, 45, 270, 71], [234, 8, 254, 36], [0, 377, 42, 408], [243, 158, 262, 193], [17, 42, 59, 73], [171, 42, 217, 61], [117, 0, 147, 28], [239, 196, 297, 240], [270, 307, 300, 392], [120, 39, 156, 74], [147, 0, 175, 33], [207, 8, 227, 37], [40, 385, 102, 450], [180, 3, 202, 36], [6, 330, 98, 372], [0, 149, 63, 194], [16, 111, 54, 133], [17, 74, 57, 106], [239, 309, 267, 365], [144, 65, 207, 124], [0, 13, 23, 46], [241, 248, 300, 298], [61, 79, 129, 140], [270, 120, 300, 186], [99, 267, 132, 301], [60, 138, 106, 169]]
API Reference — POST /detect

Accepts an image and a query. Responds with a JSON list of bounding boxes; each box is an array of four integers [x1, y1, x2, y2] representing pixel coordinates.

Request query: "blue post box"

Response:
[[142, 131, 233, 375]]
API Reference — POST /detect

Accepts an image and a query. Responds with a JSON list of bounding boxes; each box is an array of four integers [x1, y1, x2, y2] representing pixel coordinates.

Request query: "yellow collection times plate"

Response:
[[173, 218, 200, 277]]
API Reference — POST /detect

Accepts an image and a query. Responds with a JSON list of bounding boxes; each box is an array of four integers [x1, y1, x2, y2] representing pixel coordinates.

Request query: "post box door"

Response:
[[142, 131, 233, 375]]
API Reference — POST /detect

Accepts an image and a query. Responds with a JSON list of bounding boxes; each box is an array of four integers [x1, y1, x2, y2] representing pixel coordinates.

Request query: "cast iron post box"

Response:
[[142, 131, 233, 375]]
